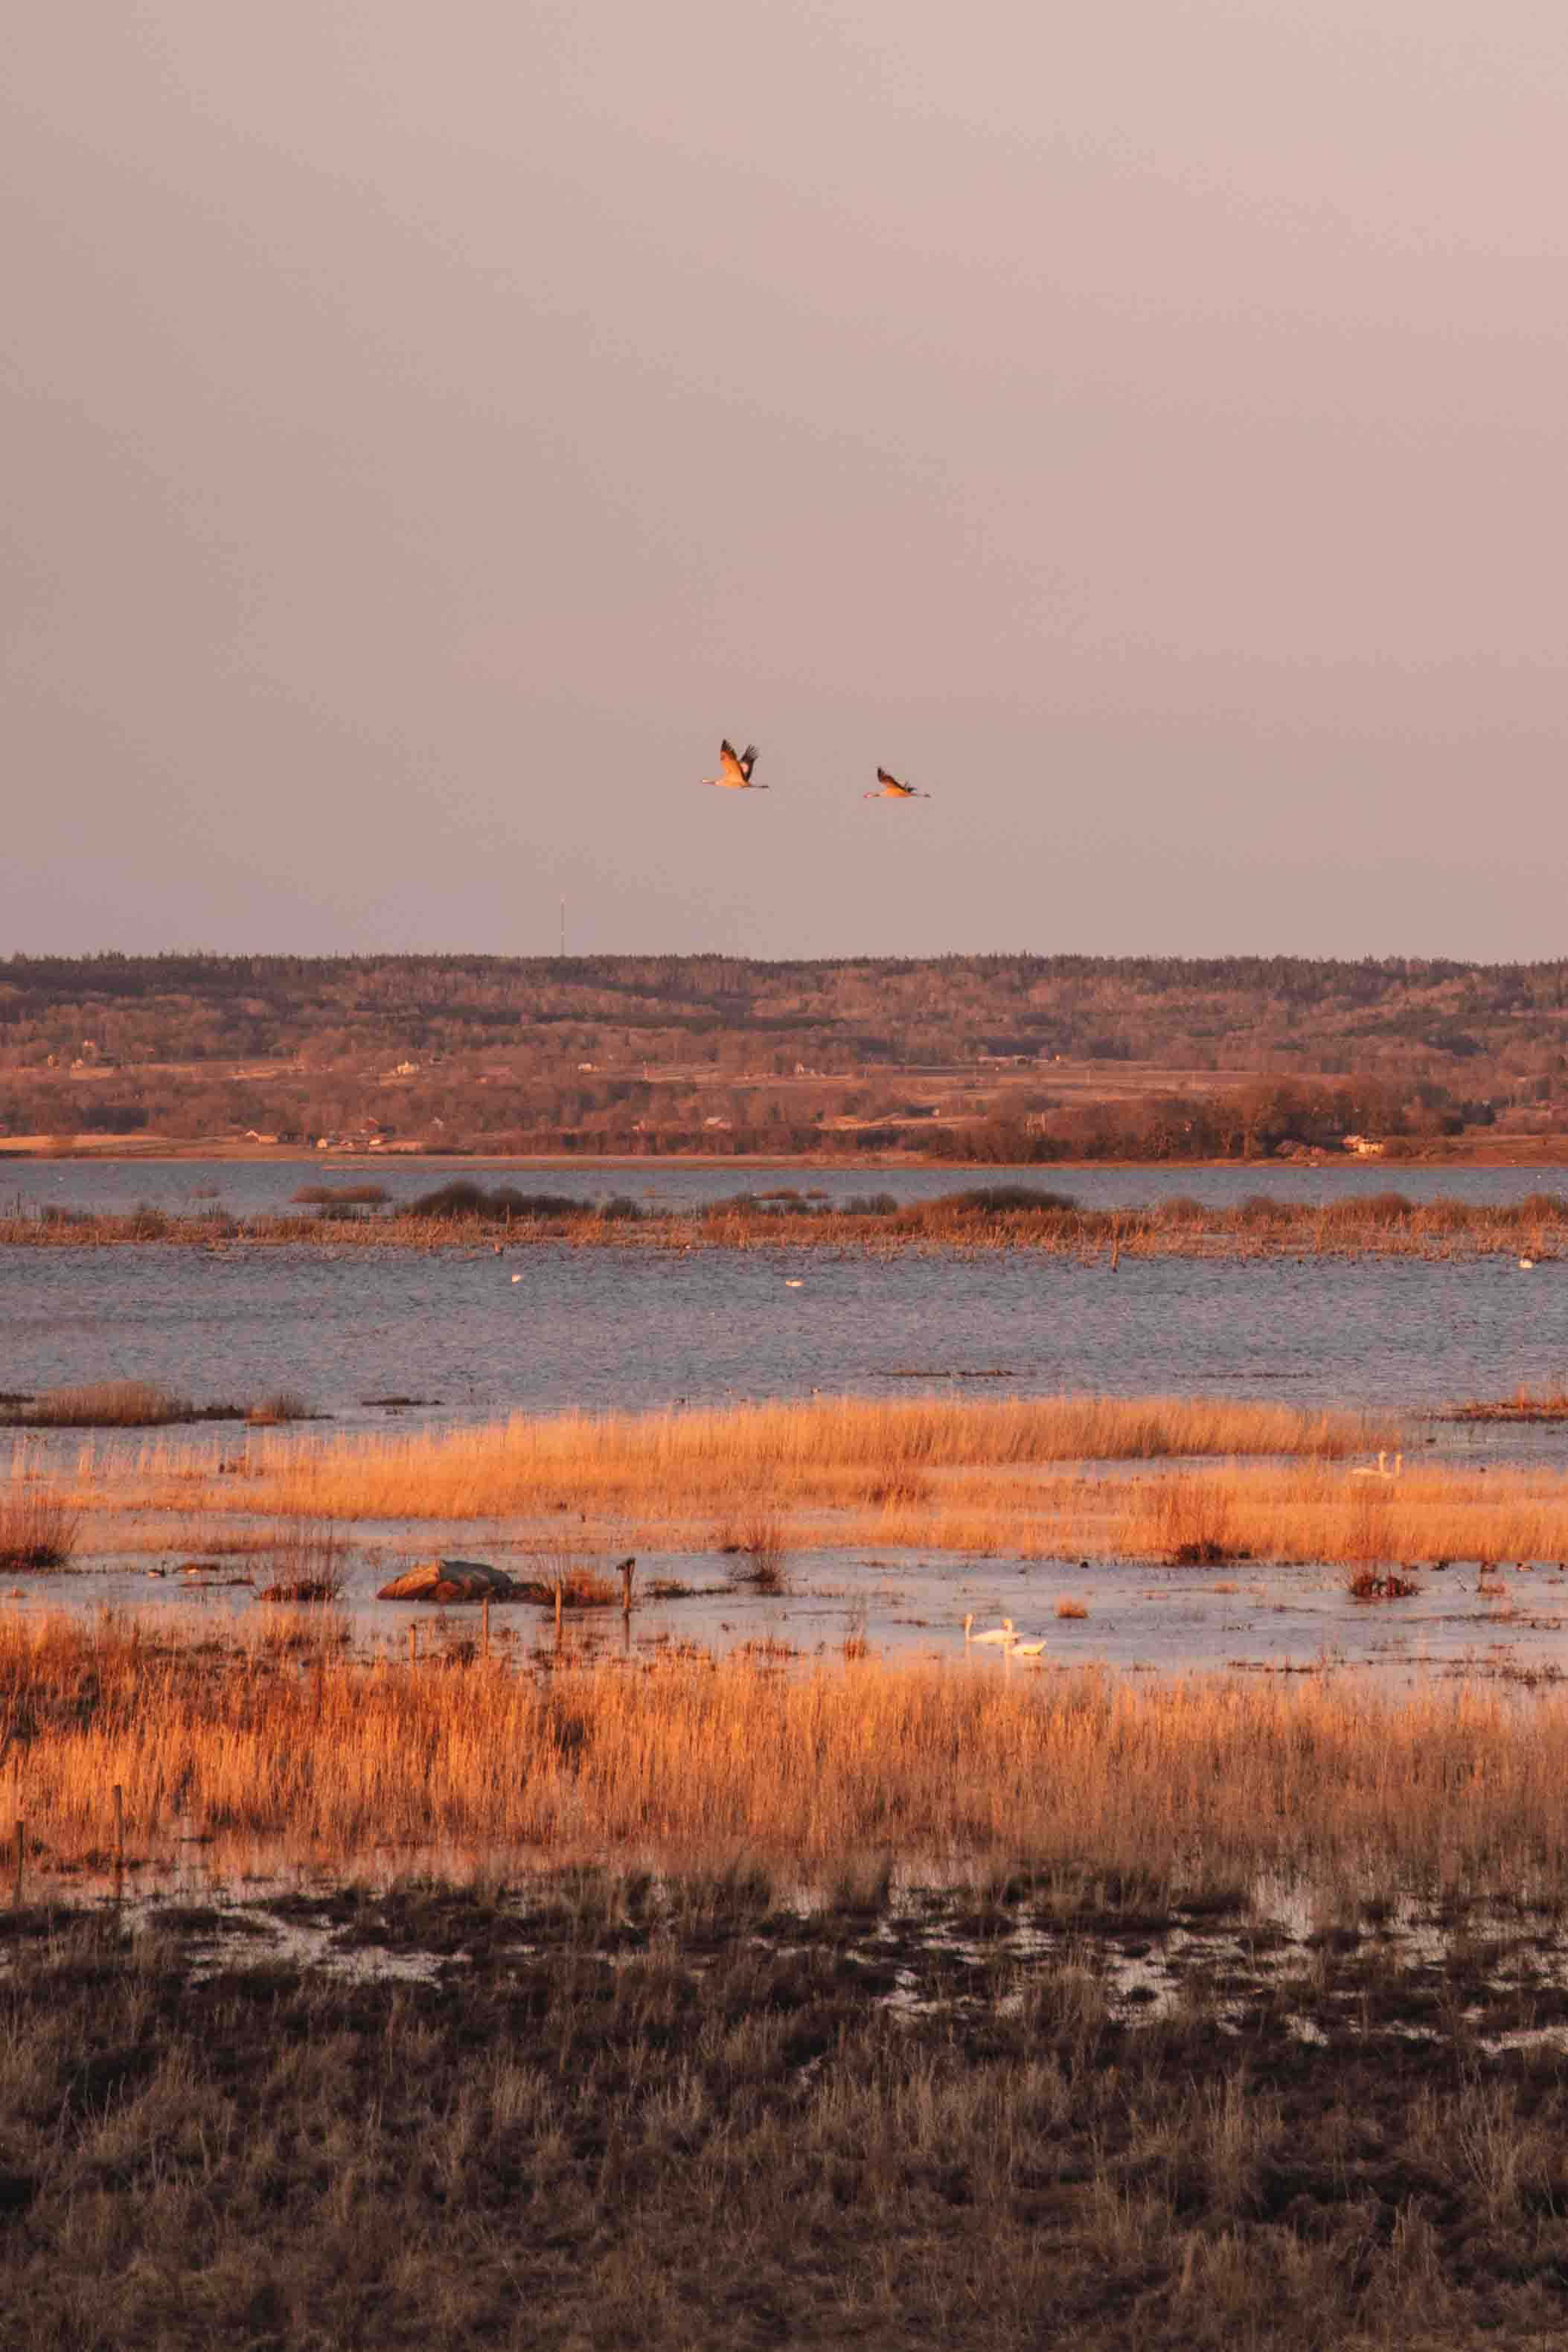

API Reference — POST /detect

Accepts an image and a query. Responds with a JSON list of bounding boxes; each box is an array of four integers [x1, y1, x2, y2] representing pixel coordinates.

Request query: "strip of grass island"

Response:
[[3, 1177, 1568, 1259]]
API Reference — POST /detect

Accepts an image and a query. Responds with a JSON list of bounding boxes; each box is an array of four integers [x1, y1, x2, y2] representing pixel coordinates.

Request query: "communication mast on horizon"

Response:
[[559, 898, 566, 958]]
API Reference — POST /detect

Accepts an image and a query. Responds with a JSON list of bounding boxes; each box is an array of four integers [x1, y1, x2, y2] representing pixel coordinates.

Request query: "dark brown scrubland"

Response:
[[7, 1897, 1568, 2350]]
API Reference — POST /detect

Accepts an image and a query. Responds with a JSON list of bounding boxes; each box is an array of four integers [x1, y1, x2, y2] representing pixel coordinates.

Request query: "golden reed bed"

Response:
[[0, 1611, 1564, 1893], [22, 1391, 1568, 1570], [51, 1390, 1384, 1516]]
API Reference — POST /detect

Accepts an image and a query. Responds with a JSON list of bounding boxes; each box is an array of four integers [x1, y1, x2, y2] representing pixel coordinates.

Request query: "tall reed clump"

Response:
[[730, 1513, 789, 1593], [246, 1390, 308, 1427], [1131, 1473, 1246, 1565], [7, 1616, 1568, 1898], [1, 1380, 194, 1428], [0, 1466, 78, 1569], [1109, 1463, 1568, 1570], [257, 1520, 349, 1602], [514, 1547, 620, 1608]]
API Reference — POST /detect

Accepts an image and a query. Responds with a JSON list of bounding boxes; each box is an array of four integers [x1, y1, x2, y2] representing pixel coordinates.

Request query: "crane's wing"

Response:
[[737, 742, 758, 781], [718, 740, 744, 784], [877, 767, 914, 795]]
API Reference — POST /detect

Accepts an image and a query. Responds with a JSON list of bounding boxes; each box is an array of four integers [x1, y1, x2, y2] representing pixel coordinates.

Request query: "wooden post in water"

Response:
[[12, 1822, 21, 1908], [409, 1621, 418, 1669], [620, 1555, 636, 1618], [112, 1784, 124, 1864], [554, 1579, 564, 1649], [481, 1597, 490, 1661]]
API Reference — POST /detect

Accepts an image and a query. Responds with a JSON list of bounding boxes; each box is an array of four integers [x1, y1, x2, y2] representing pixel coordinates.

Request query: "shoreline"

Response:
[[9, 1137, 1568, 1171]]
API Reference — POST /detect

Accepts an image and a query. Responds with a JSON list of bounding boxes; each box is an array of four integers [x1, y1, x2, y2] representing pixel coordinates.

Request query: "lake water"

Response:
[[3, 1162, 1568, 1451]]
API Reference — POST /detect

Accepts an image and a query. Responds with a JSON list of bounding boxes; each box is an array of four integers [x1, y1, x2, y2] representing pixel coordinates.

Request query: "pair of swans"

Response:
[[1350, 1451, 1404, 1479], [963, 1614, 1046, 1658]]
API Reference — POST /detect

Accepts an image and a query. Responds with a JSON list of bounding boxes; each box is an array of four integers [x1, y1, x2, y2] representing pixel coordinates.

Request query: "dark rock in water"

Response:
[[377, 1559, 518, 1603]]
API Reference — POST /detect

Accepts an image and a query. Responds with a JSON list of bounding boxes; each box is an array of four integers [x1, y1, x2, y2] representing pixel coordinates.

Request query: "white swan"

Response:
[[966, 1615, 1015, 1648]]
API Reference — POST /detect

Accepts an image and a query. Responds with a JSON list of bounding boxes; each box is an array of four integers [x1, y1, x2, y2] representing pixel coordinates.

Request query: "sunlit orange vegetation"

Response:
[[73, 1394, 1386, 1534], [1120, 1461, 1568, 1570], [0, 1476, 77, 1570], [5, 1611, 1568, 1894], [37, 1410, 1568, 1573]]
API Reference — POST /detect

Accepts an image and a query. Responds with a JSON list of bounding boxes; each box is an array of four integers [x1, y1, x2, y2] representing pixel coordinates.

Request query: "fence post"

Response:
[[12, 1822, 21, 1908]]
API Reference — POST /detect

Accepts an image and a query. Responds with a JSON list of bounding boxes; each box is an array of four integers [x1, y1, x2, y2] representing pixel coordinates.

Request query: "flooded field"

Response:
[[11, 1538, 1568, 1693]]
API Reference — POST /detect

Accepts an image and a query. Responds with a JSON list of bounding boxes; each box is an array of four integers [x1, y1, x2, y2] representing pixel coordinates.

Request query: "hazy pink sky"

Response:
[[5, 2, 1567, 959]]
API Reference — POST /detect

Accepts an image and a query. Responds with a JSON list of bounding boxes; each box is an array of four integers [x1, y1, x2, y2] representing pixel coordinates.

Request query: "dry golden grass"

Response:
[[5, 1611, 1568, 1897], [1120, 1460, 1568, 1569], [36, 1405, 1568, 1575], [0, 1457, 78, 1569], [70, 1393, 1386, 1530]]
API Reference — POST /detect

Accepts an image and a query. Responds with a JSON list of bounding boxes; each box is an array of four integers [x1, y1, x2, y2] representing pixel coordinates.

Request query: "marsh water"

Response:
[[2, 1160, 1568, 1445]]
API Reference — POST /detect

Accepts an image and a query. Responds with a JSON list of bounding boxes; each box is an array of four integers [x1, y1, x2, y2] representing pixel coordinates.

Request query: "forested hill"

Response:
[[4, 951, 1565, 1071], [2, 952, 1565, 1157]]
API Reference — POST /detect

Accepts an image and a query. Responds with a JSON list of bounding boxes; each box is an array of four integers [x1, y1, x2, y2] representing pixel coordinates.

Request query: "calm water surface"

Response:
[[3, 1226, 1567, 1451]]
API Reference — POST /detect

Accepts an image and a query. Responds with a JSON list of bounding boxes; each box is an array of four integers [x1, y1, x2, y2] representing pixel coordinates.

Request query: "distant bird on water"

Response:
[[864, 767, 929, 801], [703, 739, 764, 790]]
